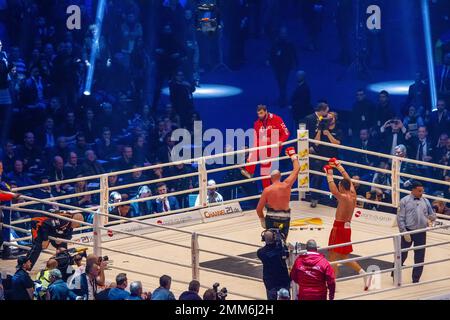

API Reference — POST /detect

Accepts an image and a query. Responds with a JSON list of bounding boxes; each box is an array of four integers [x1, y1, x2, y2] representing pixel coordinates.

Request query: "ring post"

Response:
[[393, 235, 403, 287], [94, 175, 108, 257], [191, 232, 200, 281], [392, 158, 400, 207], [198, 158, 208, 207], [297, 124, 310, 199]]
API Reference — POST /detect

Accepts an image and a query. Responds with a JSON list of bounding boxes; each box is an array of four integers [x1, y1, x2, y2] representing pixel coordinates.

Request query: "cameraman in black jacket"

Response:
[[305, 102, 342, 207], [256, 229, 290, 300]]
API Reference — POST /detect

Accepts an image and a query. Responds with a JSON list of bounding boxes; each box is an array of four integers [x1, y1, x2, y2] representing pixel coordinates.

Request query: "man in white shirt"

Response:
[[195, 180, 223, 207]]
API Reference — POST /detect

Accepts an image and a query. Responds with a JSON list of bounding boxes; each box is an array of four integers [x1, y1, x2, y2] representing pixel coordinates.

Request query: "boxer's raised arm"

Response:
[[284, 147, 300, 187], [324, 166, 342, 200]]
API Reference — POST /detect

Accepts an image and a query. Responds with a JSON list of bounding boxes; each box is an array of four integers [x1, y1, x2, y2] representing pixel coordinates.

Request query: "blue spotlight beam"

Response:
[[421, 0, 438, 111], [84, 0, 107, 95]]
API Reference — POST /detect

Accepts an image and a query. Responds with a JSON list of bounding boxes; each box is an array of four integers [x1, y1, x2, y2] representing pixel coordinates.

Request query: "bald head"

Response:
[[270, 170, 281, 182], [262, 230, 275, 244], [306, 239, 318, 252], [71, 213, 84, 228]]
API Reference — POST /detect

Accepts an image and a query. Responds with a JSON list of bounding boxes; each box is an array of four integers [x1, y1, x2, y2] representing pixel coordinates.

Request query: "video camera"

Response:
[[196, 0, 220, 33], [212, 282, 228, 300], [261, 228, 289, 260]]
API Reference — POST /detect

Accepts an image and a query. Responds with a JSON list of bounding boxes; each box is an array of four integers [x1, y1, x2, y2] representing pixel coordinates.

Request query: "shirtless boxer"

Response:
[[256, 147, 300, 239], [324, 158, 371, 290]]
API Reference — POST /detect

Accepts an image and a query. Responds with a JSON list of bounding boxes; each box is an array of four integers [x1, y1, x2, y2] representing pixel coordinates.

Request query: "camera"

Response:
[[196, 1, 220, 33], [212, 282, 228, 300], [318, 116, 331, 131], [261, 228, 289, 260]]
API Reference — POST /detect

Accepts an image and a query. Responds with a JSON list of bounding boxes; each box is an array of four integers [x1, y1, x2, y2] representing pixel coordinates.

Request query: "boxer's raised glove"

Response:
[[329, 157, 344, 172], [259, 217, 266, 229], [323, 165, 334, 183], [285, 147, 297, 160]]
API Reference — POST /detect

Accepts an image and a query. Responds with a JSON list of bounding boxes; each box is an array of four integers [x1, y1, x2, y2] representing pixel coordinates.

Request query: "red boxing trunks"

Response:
[[328, 220, 353, 255]]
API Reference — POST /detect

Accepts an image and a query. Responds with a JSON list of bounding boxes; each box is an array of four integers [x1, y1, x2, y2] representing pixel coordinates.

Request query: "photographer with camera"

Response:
[[67, 254, 108, 294], [305, 102, 342, 207], [52, 248, 88, 282], [257, 229, 290, 300]]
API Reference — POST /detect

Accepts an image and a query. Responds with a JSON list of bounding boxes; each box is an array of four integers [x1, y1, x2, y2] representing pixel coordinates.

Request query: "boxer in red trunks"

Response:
[[324, 158, 372, 291]]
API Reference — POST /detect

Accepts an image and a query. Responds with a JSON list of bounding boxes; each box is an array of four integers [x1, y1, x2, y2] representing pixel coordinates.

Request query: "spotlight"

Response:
[[83, 90, 91, 96]]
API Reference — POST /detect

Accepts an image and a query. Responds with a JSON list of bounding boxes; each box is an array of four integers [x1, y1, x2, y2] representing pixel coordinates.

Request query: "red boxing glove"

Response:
[[323, 165, 333, 174], [328, 158, 341, 168], [286, 147, 297, 159]]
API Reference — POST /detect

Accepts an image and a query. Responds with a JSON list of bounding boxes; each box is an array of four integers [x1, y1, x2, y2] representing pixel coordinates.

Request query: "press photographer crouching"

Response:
[[256, 229, 290, 300], [305, 102, 342, 207]]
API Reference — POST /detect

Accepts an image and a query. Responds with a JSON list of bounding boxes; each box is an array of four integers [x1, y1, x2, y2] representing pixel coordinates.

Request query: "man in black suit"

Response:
[[405, 126, 434, 177], [352, 128, 378, 176], [428, 99, 450, 143], [380, 117, 407, 156], [350, 89, 376, 135], [290, 70, 312, 127], [304, 101, 334, 208]]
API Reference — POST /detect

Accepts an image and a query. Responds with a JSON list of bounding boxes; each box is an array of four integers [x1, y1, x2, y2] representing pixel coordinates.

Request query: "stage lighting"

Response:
[[83, 90, 91, 96], [162, 84, 242, 99], [367, 81, 412, 95]]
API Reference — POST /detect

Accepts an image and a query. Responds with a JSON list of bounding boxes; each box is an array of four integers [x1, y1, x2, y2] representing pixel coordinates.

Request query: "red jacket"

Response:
[[290, 252, 336, 300], [0, 193, 14, 202], [253, 113, 290, 147]]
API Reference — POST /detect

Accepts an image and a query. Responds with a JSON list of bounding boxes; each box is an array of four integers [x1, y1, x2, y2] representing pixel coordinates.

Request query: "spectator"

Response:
[[406, 126, 433, 177], [127, 281, 149, 300], [153, 183, 179, 213], [17, 132, 42, 169], [376, 90, 396, 127], [195, 179, 223, 207], [290, 239, 335, 300], [351, 128, 378, 170], [56, 111, 79, 141], [49, 136, 71, 163], [108, 273, 130, 300], [78, 262, 100, 300], [6, 159, 35, 187], [350, 89, 376, 135], [95, 127, 118, 161], [133, 134, 152, 165], [151, 275, 176, 300], [380, 117, 407, 156], [403, 106, 425, 137], [10, 257, 34, 300], [428, 99, 450, 142], [116, 146, 135, 171], [80, 108, 99, 143], [82, 150, 105, 176], [169, 71, 195, 128], [406, 72, 430, 114], [34, 258, 58, 300], [290, 70, 312, 126], [47, 269, 79, 300], [36, 117, 57, 149], [306, 103, 341, 207], [1, 140, 19, 173], [72, 134, 89, 159], [73, 174, 92, 208], [179, 280, 202, 300], [130, 185, 153, 217], [65, 152, 82, 179], [432, 199, 450, 216]]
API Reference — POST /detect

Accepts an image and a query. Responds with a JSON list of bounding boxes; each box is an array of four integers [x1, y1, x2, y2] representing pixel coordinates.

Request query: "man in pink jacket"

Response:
[[290, 239, 336, 300]]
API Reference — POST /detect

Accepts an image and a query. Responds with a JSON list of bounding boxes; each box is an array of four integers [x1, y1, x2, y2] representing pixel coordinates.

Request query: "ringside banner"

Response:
[[72, 210, 203, 244], [353, 208, 397, 227], [200, 202, 244, 223]]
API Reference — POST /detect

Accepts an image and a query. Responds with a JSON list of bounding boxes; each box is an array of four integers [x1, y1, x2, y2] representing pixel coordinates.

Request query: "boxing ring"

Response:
[[1, 129, 450, 300]]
